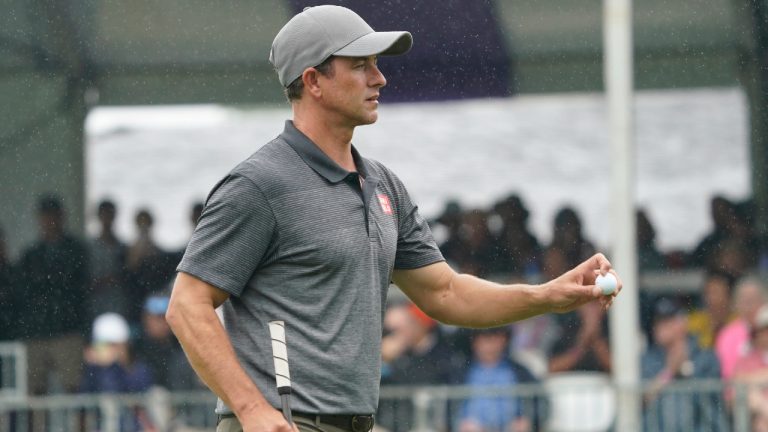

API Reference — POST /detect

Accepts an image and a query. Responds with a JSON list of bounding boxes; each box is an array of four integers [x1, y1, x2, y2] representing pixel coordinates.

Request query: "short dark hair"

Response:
[[284, 56, 336, 102], [38, 194, 63, 214], [98, 200, 116, 214]]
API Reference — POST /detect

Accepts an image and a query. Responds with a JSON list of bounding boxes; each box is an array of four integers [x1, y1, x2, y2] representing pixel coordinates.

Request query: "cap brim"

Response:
[[334, 31, 412, 57]]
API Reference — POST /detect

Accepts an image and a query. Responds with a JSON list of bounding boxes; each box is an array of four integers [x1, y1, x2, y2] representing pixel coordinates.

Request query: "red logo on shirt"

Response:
[[377, 194, 393, 215]]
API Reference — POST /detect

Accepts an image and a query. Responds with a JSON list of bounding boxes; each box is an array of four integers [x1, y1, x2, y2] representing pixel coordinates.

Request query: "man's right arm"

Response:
[[166, 271, 295, 432]]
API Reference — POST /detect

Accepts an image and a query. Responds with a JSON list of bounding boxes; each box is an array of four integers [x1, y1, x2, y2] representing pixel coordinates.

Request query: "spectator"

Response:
[[381, 303, 465, 385], [642, 298, 726, 431], [16, 194, 89, 394], [548, 301, 611, 373], [379, 303, 466, 432], [88, 200, 128, 319], [125, 209, 174, 323], [690, 196, 736, 268], [81, 312, 154, 431], [458, 327, 540, 432], [451, 209, 496, 277], [135, 294, 201, 391], [733, 304, 768, 430], [549, 207, 595, 269], [687, 271, 736, 349], [717, 276, 768, 380], [466, 209, 497, 277], [637, 209, 666, 271], [490, 195, 541, 277], [81, 313, 153, 393]]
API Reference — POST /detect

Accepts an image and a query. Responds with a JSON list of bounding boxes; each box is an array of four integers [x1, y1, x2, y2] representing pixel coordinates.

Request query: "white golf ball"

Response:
[[596, 273, 618, 295]]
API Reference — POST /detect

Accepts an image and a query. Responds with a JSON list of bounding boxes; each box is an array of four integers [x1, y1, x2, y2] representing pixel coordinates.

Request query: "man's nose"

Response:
[[370, 64, 387, 88]]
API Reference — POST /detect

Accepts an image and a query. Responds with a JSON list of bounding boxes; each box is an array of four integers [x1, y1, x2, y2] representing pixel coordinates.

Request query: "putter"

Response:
[[268, 320, 293, 424]]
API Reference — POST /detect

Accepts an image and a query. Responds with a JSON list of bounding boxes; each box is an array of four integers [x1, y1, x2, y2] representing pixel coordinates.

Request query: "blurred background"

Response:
[[2, 0, 768, 431]]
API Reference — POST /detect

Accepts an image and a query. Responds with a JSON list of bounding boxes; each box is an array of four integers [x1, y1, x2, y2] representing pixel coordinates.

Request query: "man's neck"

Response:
[[293, 109, 357, 172]]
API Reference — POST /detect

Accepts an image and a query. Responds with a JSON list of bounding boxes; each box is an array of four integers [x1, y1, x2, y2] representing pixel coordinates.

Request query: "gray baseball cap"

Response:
[[269, 5, 413, 87]]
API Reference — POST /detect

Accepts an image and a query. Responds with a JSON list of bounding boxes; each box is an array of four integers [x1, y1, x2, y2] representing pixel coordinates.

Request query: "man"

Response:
[[126, 209, 175, 323], [490, 195, 541, 277], [135, 295, 201, 391], [166, 6, 621, 432], [17, 194, 89, 394], [88, 199, 128, 319], [641, 298, 726, 431]]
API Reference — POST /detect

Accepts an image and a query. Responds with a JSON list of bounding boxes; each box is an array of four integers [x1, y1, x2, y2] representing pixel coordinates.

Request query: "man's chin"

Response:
[[355, 113, 378, 126]]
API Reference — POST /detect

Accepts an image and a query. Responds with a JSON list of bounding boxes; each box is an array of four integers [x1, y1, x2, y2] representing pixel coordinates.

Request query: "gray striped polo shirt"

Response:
[[177, 120, 444, 415]]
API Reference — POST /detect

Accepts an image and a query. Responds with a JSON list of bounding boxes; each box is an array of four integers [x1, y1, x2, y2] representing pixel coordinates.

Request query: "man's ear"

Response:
[[302, 68, 323, 98]]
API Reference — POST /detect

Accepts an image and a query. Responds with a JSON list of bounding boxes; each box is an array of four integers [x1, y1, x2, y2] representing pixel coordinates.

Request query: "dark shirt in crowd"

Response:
[[16, 235, 89, 339], [80, 361, 153, 394], [81, 358, 154, 432]]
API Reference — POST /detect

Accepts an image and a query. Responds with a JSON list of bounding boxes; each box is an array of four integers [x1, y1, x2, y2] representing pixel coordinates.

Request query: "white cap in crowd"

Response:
[[92, 312, 130, 344]]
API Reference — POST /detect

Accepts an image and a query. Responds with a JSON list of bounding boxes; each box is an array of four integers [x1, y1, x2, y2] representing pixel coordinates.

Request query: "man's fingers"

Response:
[[592, 253, 612, 276], [600, 295, 614, 310]]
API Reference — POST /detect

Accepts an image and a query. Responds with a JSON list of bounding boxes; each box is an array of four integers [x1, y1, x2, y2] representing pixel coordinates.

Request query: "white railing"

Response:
[[0, 389, 217, 432], [0, 342, 27, 399], [0, 376, 755, 432]]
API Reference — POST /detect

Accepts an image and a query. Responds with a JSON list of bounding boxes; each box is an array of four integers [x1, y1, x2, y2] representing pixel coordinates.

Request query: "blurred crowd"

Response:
[[379, 193, 768, 432], [0, 195, 206, 401], [1, 192, 767, 431]]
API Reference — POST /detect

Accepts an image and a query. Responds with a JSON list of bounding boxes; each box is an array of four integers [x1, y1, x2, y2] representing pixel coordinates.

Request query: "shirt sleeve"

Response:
[[391, 177, 444, 270], [177, 173, 277, 297]]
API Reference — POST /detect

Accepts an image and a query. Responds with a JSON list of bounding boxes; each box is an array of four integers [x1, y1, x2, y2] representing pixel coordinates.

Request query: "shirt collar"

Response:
[[281, 120, 371, 183]]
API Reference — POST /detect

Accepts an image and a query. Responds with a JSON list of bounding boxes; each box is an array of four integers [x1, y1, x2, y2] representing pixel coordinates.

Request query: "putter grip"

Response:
[[268, 321, 291, 389], [281, 393, 293, 424]]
